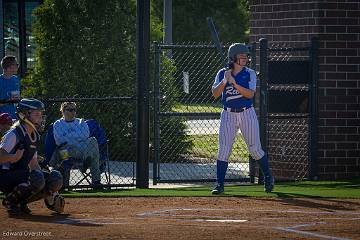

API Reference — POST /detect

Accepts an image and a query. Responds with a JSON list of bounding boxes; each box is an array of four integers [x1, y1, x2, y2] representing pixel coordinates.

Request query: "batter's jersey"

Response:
[[213, 67, 257, 109]]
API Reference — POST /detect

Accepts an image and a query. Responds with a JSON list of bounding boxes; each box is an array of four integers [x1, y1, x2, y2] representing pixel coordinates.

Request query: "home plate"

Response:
[[196, 219, 248, 223]]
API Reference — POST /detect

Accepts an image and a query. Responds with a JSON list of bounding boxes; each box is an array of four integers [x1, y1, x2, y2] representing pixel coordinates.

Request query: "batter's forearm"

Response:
[[233, 84, 255, 99], [212, 79, 226, 99]]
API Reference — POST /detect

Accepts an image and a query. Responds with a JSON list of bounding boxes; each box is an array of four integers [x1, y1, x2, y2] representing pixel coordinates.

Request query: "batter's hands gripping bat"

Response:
[[206, 17, 228, 70]]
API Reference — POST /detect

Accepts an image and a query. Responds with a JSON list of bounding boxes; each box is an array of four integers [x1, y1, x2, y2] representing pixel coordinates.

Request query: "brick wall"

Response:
[[250, 0, 360, 180]]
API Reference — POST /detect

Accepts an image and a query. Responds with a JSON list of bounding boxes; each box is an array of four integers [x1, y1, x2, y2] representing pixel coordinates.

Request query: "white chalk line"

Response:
[[137, 208, 248, 223], [257, 209, 360, 215], [56, 217, 127, 225], [275, 224, 351, 240], [270, 210, 359, 240], [137, 208, 234, 217], [196, 219, 248, 223]]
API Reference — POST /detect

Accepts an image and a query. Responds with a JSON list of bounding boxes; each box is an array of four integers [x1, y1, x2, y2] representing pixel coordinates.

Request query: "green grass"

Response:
[[187, 134, 249, 162], [57, 178, 360, 199], [172, 103, 222, 113]]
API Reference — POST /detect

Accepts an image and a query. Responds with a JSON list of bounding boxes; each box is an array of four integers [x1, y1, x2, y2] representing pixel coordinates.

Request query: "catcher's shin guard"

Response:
[[21, 189, 47, 204], [29, 169, 46, 192], [22, 170, 62, 204], [46, 170, 63, 192]]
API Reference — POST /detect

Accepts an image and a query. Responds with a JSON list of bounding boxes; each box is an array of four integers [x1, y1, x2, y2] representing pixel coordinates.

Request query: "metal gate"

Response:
[[153, 42, 256, 184], [259, 38, 319, 181]]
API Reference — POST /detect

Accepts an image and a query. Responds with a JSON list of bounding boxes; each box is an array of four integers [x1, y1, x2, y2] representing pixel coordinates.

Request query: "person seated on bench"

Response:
[[49, 102, 102, 189]]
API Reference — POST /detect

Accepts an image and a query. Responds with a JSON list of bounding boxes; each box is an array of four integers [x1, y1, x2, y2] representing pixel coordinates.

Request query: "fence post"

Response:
[[18, 0, 27, 77], [0, 0, 3, 62], [309, 37, 319, 180], [259, 38, 268, 183], [153, 42, 161, 185], [249, 41, 257, 184], [136, 0, 150, 188], [259, 39, 268, 152]]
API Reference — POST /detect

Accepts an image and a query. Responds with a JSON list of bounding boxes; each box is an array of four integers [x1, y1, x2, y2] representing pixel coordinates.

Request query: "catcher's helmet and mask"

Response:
[[16, 98, 46, 134], [227, 43, 250, 69]]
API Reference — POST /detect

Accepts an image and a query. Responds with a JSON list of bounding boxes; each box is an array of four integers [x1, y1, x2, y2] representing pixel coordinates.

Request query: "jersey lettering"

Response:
[[225, 86, 240, 96]]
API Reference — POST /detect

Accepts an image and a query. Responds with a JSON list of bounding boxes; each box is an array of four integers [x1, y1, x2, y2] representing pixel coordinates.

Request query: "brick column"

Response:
[[250, 1, 360, 180]]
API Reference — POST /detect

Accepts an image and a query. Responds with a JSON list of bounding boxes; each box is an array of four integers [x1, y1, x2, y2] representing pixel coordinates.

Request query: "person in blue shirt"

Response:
[[0, 56, 21, 119], [48, 102, 102, 189]]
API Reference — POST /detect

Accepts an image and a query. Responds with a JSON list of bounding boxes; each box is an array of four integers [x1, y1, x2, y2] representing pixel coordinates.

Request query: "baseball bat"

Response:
[[206, 17, 228, 69]]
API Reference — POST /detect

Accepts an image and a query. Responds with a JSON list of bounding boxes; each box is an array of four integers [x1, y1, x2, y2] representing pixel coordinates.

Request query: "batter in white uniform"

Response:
[[211, 43, 274, 194]]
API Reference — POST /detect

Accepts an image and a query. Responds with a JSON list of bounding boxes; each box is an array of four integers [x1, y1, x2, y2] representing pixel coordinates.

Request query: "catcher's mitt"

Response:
[[44, 193, 65, 213]]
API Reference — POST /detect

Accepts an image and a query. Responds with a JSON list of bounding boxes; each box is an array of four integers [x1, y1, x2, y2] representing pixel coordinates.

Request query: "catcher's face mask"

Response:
[[27, 109, 46, 133]]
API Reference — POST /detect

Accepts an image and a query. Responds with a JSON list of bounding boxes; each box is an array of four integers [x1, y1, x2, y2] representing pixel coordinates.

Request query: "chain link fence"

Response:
[[2, 39, 317, 191], [153, 42, 256, 184], [259, 38, 318, 181]]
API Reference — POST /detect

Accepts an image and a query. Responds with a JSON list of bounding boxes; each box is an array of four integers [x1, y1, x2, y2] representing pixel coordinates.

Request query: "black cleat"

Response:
[[211, 184, 224, 195], [2, 199, 21, 216]]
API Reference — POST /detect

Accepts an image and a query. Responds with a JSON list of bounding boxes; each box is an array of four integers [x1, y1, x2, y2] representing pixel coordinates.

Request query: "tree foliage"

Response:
[[152, 0, 249, 43], [23, 0, 136, 98], [22, 0, 191, 162]]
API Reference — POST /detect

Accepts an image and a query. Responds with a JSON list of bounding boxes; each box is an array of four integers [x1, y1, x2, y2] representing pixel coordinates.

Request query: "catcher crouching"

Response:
[[0, 98, 65, 215]]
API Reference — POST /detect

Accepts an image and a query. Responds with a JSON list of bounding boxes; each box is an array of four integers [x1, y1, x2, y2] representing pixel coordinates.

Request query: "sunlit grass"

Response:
[[172, 103, 222, 113], [187, 134, 249, 162], [56, 178, 360, 198]]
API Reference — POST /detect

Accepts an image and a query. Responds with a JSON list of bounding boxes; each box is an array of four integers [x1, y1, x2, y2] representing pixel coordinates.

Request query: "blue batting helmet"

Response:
[[228, 43, 250, 62]]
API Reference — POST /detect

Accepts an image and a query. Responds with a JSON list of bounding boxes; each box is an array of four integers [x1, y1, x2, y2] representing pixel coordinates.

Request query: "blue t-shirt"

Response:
[[0, 74, 21, 118], [213, 67, 257, 109]]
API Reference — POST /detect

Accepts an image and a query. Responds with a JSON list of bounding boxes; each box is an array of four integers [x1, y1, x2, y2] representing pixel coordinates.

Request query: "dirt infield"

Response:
[[1, 197, 360, 240]]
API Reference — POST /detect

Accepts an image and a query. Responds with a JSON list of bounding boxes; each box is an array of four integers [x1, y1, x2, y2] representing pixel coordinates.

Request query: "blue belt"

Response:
[[223, 106, 252, 113]]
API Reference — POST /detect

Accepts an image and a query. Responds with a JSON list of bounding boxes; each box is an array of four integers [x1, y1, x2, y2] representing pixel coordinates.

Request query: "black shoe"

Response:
[[20, 204, 32, 214], [2, 199, 21, 215], [211, 184, 224, 195]]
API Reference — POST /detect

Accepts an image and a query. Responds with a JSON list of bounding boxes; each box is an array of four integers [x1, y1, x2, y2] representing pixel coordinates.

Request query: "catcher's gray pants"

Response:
[[50, 137, 101, 185]]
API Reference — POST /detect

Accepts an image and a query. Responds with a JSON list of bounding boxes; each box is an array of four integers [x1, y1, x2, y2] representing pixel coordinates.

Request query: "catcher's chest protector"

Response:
[[10, 125, 39, 170]]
